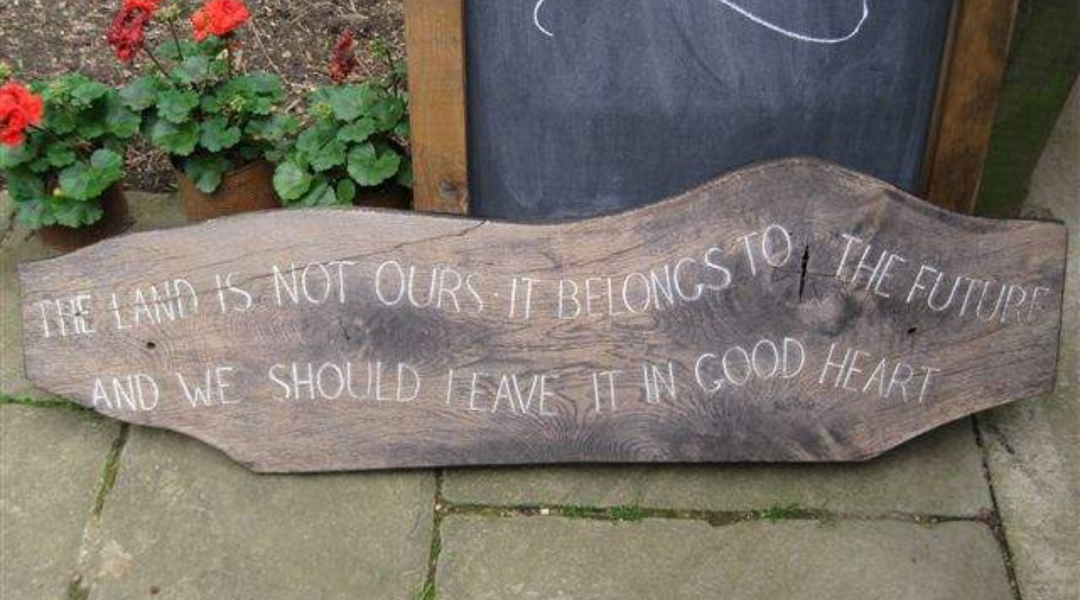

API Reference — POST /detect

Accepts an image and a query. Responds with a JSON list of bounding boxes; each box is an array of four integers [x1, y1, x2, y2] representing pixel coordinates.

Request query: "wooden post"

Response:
[[923, 0, 1021, 214], [403, 0, 470, 215]]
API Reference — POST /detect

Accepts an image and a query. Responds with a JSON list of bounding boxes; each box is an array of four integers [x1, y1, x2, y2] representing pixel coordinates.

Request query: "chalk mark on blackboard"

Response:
[[534, 0, 555, 37], [534, 0, 870, 43]]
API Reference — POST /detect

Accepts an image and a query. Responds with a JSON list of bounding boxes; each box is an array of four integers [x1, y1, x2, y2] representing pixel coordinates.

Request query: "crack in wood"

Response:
[[798, 243, 811, 302]]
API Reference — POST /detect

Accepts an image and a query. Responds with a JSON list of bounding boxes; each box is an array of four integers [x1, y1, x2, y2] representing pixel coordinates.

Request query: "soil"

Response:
[[0, 0, 406, 191]]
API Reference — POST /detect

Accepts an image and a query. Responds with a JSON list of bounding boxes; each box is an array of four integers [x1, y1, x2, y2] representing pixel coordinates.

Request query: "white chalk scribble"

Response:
[[533, 0, 870, 43]]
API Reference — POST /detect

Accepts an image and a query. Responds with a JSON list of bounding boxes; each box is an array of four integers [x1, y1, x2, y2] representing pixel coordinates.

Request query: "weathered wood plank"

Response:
[[403, 0, 469, 214], [924, 0, 1021, 212], [17, 159, 1066, 472]]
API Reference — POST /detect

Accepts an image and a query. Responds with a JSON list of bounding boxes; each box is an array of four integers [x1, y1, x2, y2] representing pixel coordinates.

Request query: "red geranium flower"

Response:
[[329, 30, 357, 83], [122, 0, 162, 13], [107, 3, 154, 63], [191, 0, 250, 41], [0, 81, 45, 147]]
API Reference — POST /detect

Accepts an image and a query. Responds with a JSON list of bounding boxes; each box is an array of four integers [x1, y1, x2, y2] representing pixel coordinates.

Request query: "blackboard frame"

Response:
[[402, 0, 1020, 216]]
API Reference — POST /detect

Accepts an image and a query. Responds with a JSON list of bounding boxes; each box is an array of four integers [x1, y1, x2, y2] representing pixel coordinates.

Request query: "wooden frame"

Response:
[[404, 0, 1020, 216]]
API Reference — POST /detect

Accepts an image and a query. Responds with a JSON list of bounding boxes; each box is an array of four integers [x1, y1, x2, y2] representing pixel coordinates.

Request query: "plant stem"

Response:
[[225, 38, 233, 78], [28, 124, 63, 142], [142, 46, 178, 86], [167, 20, 185, 61]]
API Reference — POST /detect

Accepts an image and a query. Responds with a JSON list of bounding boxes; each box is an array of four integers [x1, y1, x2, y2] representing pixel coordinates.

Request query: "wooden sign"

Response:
[[18, 159, 1066, 473]]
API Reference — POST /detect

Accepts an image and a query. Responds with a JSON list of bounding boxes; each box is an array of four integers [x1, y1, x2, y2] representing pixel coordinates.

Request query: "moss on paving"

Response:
[[756, 503, 808, 523], [415, 580, 437, 600], [552, 504, 652, 523], [608, 504, 649, 522], [65, 579, 90, 600], [418, 471, 445, 600], [0, 394, 91, 414], [92, 424, 129, 516]]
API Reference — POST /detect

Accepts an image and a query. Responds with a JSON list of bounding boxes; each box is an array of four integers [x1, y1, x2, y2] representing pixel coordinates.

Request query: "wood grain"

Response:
[[17, 159, 1067, 472], [403, 0, 469, 215], [924, 0, 1021, 213]]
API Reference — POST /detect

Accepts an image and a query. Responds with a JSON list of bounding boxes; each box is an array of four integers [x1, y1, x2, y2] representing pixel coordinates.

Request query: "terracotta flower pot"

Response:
[[355, 184, 412, 210], [36, 185, 131, 252], [175, 159, 280, 221]]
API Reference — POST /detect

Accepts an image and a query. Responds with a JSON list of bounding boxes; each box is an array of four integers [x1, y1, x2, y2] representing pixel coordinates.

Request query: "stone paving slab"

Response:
[[1, 406, 120, 600], [443, 420, 991, 515], [437, 515, 1013, 600], [81, 426, 435, 600], [979, 80, 1080, 600], [1, 192, 188, 399]]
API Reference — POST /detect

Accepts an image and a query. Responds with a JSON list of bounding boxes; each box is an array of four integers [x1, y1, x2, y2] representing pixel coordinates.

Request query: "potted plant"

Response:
[[271, 31, 412, 210], [0, 73, 140, 250], [108, 0, 295, 220]]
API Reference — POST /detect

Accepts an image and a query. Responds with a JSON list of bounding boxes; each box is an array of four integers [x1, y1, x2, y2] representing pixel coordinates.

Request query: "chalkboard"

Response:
[[466, 0, 956, 219]]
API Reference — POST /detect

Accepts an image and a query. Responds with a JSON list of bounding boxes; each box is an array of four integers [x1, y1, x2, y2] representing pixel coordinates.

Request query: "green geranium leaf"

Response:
[[199, 117, 242, 152], [57, 161, 95, 201], [158, 37, 227, 62], [120, 76, 167, 111], [237, 143, 265, 161], [0, 137, 40, 168], [76, 103, 108, 139], [371, 96, 407, 132], [70, 80, 109, 108], [347, 143, 401, 187], [395, 159, 414, 189], [296, 123, 347, 172], [219, 73, 285, 116], [102, 137, 126, 156], [4, 168, 46, 203], [156, 39, 202, 61], [46, 143, 77, 168], [200, 93, 222, 114], [263, 146, 286, 164], [50, 195, 104, 228], [14, 196, 50, 229], [313, 85, 368, 122], [296, 177, 340, 207], [147, 118, 200, 156], [335, 179, 357, 204], [286, 149, 311, 172], [393, 119, 410, 139], [246, 114, 299, 142], [58, 148, 123, 201], [337, 118, 376, 143], [105, 94, 142, 139], [157, 89, 200, 124], [45, 107, 78, 135], [91, 147, 124, 173], [184, 154, 233, 194], [273, 161, 313, 201], [173, 55, 213, 85], [29, 156, 52, 174]]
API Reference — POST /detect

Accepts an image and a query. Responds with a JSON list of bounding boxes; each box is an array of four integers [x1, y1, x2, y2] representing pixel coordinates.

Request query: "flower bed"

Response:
[[1, 0, 412, 249]]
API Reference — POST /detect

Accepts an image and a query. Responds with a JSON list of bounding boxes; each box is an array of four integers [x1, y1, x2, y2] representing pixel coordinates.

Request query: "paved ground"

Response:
[[2, 84, 1077, 600]]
